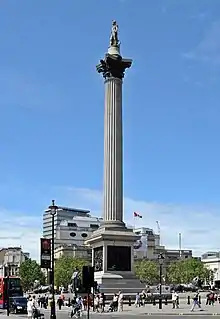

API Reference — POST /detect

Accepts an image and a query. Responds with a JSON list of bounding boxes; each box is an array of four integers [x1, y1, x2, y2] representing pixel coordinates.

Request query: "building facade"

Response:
[[43, 205, 102, 254], [0, 247, 30, 276], [43, 206, 91, 240], [133, 227, 192, 264], [54, 244, 91, 261], [55, 215, 102, 247], [201, 251, 220, 287]]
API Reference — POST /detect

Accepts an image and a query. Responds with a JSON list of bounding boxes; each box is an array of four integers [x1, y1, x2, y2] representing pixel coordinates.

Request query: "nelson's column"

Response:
[[85, 21, 143, 292]]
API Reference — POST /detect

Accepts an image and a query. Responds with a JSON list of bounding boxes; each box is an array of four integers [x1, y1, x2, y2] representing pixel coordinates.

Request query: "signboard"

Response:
[[40, 238, 51, 269]]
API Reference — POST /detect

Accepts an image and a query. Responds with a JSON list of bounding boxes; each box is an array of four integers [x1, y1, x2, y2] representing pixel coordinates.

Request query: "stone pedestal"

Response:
[[85, 24, 144, 293], [87, 226, 144, 293]]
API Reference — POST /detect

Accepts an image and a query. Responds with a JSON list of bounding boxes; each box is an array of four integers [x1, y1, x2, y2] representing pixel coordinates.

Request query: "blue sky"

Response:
[[1, 0, 220, 259]]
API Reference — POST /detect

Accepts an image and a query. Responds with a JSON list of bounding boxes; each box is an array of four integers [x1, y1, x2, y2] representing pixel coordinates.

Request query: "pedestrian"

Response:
[[70, 298, 81, 318], [99, 293, 105, 312], [135, 293, 141, 307], [57, 296, 63, 310], [172, 291, 179, 309], [118, 291, 124, 312], [27, 298, 33, 319], [37, 295, 41, 307], [191, 291, 202, 312], [94, 295, 99, 312], [112, 294, 118, 311], [83, 296, 87, 311], [209, 291, 215, 305], [141, 290, 146, 306], [206, 292, 210, 305]]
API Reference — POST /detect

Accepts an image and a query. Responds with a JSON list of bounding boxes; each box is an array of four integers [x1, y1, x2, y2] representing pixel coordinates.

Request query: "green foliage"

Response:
[[54, 256, 89, 288], [134, 260, 159, 284], [167, 258, 213, 284], [19, 259, 45, 291]]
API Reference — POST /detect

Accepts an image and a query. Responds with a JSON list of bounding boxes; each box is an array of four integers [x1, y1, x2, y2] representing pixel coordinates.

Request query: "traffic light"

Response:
[[82, 266, 94, 292], [40, 238, 51, 269]]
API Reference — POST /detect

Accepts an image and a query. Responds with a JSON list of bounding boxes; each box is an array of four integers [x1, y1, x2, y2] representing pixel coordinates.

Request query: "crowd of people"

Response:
[[69, 290, 124, 316], [24, 288, 220, 317], [26, 295, 45, 319], [206, 291, 220, 305]]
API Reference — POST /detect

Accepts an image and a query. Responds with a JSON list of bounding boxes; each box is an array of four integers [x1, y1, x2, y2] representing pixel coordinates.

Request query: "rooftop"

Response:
[[201, 251, 220, 259], [45, 205, 90, 214], [0, 247, 22, 252]]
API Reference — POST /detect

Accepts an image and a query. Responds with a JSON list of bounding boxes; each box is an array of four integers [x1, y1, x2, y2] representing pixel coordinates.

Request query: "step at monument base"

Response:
[[95, 271, 145, 294]]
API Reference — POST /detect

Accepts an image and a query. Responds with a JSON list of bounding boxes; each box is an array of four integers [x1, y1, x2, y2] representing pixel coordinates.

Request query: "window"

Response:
[[68, 223, 77, 227], [90, 224, 99, 229], [70, 232, 76, 237], [81, 233, 88, 238], [9, 278, 21, 289]]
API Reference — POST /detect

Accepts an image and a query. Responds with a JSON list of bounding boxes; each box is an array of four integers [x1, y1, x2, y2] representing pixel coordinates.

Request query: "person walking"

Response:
[[99, 293, 105, 312], [209, 291, 215, 306], [118, 291, 124, 312], [191, 291, 202, 312], [172, 291, 179, 309], [94, 295, 99, 313], [27, 298, 33, 319], [135, 293, 141, 307], [57, 296, 63, 310]]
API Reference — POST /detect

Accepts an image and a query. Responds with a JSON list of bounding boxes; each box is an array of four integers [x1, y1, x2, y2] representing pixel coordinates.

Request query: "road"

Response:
[[1, 303, 220, 318], [0, 313, 218, 319]]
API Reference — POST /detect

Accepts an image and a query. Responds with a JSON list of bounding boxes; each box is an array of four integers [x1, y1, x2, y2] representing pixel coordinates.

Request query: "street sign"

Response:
[[40, 238, 51, 269]]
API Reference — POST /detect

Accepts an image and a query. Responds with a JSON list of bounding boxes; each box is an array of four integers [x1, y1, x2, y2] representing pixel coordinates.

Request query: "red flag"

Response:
[[133, 212, 142, 218]]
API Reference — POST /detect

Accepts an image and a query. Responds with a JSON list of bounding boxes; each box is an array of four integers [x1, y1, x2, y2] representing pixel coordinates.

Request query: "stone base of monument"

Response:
[[86, 226, 145, 295], [95, 271, 145, 294]]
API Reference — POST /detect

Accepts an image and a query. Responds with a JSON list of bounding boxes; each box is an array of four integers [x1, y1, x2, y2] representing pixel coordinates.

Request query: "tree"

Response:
[[19, 259, 45, 291], [167, 258, 213, 284], [54, 256, 89, 288], [134, 260, 159, 284]]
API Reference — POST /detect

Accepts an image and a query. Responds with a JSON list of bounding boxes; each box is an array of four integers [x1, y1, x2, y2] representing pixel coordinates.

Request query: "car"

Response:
[[9, 296, 28, 314]]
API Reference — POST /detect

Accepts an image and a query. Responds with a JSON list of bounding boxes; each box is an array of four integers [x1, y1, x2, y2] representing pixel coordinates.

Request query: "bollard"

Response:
[[187, 296, 190, 305], [153, 298, 156, 306], [128, 296, 131, 306], [159, 297, 162, 310], [177, 296, 179, 306], [165, 298, 168, 305], [68, 298, 70, 307], [199, 295, 201, 305]]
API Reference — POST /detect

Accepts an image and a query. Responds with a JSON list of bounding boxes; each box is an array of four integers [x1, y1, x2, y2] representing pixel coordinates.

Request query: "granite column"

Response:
[[103, 76, 124, 227]]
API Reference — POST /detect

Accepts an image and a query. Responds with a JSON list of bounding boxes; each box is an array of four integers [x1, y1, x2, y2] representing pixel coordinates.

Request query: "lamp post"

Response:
[[158, 253, 164, 310], [48, 200, 58, 319]]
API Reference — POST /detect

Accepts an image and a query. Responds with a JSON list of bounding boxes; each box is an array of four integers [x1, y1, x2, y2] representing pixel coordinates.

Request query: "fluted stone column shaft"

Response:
[[103, 77, 124, 226]]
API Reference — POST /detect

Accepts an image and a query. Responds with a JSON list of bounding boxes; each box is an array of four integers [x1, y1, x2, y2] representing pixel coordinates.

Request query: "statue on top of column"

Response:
[[110, 20, 120, 47]]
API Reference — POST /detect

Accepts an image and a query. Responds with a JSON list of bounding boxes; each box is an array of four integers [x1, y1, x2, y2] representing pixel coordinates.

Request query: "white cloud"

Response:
[[66, 187, 220, 256], [0, 209, 41, 261], [183, 20, 220, 66], [1, 187, 219, 260]]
